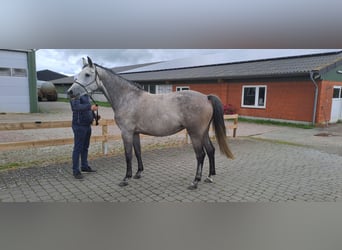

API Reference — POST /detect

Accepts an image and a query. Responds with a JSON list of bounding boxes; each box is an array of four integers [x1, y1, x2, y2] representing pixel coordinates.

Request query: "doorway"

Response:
[[330, 86, 342, 123]]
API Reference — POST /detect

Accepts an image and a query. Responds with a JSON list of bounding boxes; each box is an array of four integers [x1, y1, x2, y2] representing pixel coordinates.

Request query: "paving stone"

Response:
[[1, 139, 342, 202]]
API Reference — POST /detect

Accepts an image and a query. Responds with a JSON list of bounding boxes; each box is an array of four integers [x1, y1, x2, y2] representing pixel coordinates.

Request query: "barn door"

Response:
[[330, 86, 342, 123]]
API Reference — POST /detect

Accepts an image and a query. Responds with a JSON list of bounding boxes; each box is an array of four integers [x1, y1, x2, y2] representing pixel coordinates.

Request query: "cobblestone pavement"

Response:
[[1, 138, 342, 202], [2, 102, 342, 202]]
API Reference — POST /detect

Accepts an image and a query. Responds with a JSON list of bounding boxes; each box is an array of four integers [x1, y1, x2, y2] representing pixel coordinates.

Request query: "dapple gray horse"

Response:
[[68, 57, 234, 189]]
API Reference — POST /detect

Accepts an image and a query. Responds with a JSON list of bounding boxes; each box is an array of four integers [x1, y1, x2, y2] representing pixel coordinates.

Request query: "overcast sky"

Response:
[[36, 49, 341, 76]]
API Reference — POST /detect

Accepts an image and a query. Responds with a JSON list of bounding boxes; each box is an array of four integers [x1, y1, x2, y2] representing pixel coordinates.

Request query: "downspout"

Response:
[[310, 71, 319, 125]]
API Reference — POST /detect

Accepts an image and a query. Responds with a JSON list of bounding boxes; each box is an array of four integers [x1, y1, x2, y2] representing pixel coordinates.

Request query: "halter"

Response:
[[72, 66, 101, 125]]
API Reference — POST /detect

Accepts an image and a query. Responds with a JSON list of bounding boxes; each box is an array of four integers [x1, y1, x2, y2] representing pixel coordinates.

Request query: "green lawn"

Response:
[[238, 117, 314, 129]]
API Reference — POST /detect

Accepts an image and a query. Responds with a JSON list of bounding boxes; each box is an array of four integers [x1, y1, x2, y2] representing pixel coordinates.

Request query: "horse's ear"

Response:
[[82, 57, 87, 66], [87, 56, 94, 68]]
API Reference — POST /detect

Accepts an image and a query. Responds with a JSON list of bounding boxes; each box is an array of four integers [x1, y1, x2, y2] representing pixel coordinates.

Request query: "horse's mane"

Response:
[[94, 63, 144, 91]]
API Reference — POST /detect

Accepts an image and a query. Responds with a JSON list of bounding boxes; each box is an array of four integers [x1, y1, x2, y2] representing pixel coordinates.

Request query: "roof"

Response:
[[51, 51, 342, 85], [121, 49, 341, 74], [120, 51, 342, 82], [114, 62, 161, 73], [51, 75, 73, 84], [0, 49, 36, 53], [37, 70, 67, 81], [51, 62, 160, 85]]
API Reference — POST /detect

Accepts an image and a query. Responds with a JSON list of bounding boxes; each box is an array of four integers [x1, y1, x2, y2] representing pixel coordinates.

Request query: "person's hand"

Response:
[[91, 105, 98, 111]]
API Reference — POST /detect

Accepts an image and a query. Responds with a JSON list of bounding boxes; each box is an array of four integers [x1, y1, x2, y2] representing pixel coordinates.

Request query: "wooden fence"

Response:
[[0, 114, 238, 154]]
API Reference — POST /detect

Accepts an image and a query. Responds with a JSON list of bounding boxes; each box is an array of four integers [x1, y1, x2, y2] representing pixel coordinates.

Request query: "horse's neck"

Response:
[[98, 67, 142, 111]]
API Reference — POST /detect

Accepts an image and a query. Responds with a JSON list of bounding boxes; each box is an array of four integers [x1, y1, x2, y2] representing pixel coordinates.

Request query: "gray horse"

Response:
[[67, 57, 234, 189]]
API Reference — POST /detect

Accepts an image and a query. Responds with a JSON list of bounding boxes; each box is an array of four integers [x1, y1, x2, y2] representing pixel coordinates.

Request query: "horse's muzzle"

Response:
[[67, 89, 79, 99]]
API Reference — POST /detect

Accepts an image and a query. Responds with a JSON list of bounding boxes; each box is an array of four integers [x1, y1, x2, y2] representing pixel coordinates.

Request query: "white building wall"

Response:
[[0, 50, 30, 113]]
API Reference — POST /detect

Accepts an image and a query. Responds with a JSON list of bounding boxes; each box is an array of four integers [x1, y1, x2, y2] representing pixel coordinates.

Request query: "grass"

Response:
[[0, 162, 22, 171], [58, 97, 112, 107], [238, 117, 314, 129], [250, 137, 308, 148]]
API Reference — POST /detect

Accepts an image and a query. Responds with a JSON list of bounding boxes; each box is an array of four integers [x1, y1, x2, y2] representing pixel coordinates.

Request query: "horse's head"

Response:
[[67, 57, 101, 98]]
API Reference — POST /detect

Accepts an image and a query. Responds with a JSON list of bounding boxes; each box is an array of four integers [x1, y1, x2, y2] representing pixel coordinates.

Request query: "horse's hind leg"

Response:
[[133, 133, 144, 179], [188, 134, 206, 190], [203, 134, 215, 183]]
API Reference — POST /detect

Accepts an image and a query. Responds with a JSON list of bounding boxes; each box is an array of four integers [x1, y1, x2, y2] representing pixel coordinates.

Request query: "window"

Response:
[[143, 84, 156, 94], [12, 68, 27, 77], [176, 86, 189, 91], [149, 85, 156, 94], [157, 85, 172, 94], [242, 85, 267, 108], [0, 67, 11, 76], [143, 84, 172, 94], [333, 87, 342, 99], [0, 67, 27, 77]]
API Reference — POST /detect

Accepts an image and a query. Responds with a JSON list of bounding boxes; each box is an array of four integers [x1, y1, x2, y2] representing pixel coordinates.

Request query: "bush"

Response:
[[223, 104, 237, 114]]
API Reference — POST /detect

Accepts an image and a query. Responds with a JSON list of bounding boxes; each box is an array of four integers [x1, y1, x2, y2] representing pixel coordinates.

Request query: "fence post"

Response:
[[233, 115, 238, 138], [102, 121, 108, 155], [185, 130, 189, 144]]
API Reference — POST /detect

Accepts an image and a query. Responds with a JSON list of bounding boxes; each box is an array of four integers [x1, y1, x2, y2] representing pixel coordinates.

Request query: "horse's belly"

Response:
[[136, 120, 184, 137]]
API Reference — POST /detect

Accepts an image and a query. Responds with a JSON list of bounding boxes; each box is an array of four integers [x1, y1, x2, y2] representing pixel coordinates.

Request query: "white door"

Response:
[[330, 86, 342, 123], [0, 50, 30, 113]]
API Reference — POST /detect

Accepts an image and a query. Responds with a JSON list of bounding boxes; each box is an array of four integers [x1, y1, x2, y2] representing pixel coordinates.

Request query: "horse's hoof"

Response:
[[204, 177, 213, 183], [133, 174, 141, 179], [119, 181, 129, 187], [188, 182, 198, 190]]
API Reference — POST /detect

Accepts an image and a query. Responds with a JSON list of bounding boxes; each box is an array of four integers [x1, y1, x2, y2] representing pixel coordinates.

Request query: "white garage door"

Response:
[[0, 50, 30, 113]]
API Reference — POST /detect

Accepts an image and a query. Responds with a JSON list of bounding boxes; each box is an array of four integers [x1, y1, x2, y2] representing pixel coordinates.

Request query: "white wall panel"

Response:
[[0, 50, 30, 113]]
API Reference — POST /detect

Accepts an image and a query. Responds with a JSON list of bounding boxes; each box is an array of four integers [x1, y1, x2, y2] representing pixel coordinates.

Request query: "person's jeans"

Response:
[[72, 124, 91, 174]]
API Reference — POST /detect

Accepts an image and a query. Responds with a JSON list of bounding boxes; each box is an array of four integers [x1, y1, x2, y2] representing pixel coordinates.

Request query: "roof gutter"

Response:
[[310, 71, 319, 125]]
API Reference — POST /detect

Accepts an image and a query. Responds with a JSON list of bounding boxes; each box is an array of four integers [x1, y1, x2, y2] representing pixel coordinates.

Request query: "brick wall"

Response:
[[173, 79, 342, 124], [172, 82, 227, 97], [224, 81, 313, 122]]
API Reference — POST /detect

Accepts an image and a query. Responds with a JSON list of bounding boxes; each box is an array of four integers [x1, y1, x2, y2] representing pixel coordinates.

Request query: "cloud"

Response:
[[36, 49, 222, 75], [36, 49, 341, 76]]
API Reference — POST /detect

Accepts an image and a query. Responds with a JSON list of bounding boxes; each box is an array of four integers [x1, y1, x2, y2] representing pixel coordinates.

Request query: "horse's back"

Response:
[[148, 90, 212, 117]]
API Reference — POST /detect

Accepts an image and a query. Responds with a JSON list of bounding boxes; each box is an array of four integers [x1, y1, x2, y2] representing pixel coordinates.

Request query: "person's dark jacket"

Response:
[[70, 95, 94, 126]]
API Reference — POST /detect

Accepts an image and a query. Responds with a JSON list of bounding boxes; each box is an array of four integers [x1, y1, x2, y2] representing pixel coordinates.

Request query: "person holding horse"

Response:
[[69, 93, 98, 179]]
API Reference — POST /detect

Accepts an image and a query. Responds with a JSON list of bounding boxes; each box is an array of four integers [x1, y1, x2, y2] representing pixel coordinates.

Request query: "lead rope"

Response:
[[89, 96, 99, 126], [89, 72, 100, 126]]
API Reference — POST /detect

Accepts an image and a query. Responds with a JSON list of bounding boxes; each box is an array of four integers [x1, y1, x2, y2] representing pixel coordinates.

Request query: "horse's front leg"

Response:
[[133, 133, 144, 179], [119, 133, 134, 187]]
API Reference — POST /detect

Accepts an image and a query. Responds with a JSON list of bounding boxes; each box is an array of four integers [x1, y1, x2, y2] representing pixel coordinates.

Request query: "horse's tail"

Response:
[[208, 95, 235, 159]]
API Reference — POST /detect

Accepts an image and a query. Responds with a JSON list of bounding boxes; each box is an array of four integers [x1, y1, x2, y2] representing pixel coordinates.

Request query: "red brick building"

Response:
[[122, 51, 342, 125]]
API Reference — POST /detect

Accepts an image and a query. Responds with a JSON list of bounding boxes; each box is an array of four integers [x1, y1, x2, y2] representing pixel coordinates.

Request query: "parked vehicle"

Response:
[[37, 81, 58, 101]]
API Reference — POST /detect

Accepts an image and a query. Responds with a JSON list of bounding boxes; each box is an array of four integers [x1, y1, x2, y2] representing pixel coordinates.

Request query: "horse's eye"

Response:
[[85, 73, 90, 77]]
